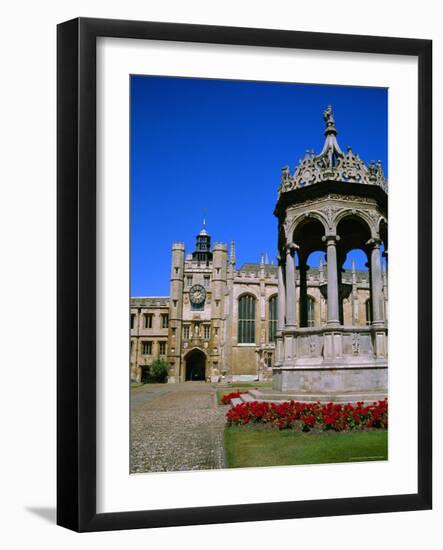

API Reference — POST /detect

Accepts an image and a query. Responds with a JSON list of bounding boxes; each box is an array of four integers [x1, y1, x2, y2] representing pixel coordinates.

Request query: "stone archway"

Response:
[[185, 349, 206, 381], [273, 105, 388, 398]]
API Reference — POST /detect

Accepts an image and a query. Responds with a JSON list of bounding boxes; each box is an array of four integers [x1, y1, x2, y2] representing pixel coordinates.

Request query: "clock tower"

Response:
[[192, 220, 213, 265], [166, 221, 228, 382]]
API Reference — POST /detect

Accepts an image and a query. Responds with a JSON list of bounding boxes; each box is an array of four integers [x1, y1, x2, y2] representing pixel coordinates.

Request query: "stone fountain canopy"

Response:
[[268, 105, 389, 403], [277, 104, 387, 201]]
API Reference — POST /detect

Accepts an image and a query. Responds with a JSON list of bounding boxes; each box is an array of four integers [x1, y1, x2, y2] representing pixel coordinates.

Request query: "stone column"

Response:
[[285, 244, 297, 327], [369, 238, 384, 326], [351, 259, 358, 326], [323, 235, 340, 326], [299, 256, 308, 327], [382, 261, 388, 323], [277, 258, 286, 332], [337, 252, 345, 325]]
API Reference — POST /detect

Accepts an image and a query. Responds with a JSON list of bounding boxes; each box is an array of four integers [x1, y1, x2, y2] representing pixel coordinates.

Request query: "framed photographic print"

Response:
[[57, 17, 432, 532]]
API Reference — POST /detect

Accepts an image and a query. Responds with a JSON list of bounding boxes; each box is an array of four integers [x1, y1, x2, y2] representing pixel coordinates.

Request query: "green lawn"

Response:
[[224, 428, 388, 468]]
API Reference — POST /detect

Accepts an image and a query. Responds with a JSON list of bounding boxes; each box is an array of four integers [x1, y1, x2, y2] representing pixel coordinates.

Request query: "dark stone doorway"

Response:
[[185, 349, 206, 381]]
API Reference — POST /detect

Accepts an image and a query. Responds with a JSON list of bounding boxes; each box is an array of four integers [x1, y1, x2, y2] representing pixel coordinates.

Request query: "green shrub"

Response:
[[143, 359, 168, 383]]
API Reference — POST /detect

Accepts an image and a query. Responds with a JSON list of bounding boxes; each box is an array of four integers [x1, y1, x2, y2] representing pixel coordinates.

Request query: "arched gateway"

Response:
[[185, 349, 206, 381], [273, 106, 388, 400]]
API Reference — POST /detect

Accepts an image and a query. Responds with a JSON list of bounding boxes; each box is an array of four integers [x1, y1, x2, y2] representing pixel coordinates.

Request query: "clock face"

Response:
[[189, 284, 206, 305]]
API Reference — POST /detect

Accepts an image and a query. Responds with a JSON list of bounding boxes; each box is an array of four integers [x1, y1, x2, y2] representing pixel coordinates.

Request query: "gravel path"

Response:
[[130, 383, 227, 473]]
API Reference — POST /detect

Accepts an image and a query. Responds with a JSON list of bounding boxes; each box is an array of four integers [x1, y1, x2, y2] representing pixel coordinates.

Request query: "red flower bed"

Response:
[[221, 391, 247, 405], [226, 399, 388, 432]]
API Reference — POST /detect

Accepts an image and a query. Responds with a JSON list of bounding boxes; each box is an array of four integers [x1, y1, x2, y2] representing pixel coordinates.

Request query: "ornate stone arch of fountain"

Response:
[[271, 106, 388, 402]]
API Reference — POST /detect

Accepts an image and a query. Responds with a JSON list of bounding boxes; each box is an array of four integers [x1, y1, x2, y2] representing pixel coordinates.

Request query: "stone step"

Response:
[[247, 389, 387, 404], [230, 397, 243, 407], [240, 393, 255, 403]]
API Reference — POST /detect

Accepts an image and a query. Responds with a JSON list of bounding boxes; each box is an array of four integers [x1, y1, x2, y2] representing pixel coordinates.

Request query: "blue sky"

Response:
[[130, 76, 387, 296]]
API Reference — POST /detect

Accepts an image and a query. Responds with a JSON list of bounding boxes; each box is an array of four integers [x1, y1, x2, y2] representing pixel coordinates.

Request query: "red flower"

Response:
[[226, 399, 388, 432]]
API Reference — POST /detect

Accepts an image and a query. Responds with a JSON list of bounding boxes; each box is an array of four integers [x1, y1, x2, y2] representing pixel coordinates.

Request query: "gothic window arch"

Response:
[[268, 295, 278, 342], [238, 294, 256, 344]]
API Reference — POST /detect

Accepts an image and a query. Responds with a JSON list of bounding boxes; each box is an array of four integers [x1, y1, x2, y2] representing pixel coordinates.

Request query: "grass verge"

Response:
[[224, 428, 388, 468]]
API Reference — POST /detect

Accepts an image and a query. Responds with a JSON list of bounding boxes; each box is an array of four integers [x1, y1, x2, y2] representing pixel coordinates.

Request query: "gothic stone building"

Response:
[[130, 107, 388, 388]]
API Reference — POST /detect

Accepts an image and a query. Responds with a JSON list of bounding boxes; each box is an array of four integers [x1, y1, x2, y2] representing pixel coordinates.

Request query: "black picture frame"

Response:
[[57, 17, 432, 532]]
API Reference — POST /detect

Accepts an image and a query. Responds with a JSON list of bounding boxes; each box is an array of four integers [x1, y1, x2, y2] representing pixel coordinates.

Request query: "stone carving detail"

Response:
[[287, 195, 377, 214], [368, 160, 386, 187], [323, 104, 335, 125], [280, 147, 387, 193], [278, 107, 387, 195], [309, 337, 317, 356], [326, 194, 377, 205], [367, 209, 381, 227], [351, 333, 360, 355], [286, 201, 384, 238], [320, 205, 341, 230]]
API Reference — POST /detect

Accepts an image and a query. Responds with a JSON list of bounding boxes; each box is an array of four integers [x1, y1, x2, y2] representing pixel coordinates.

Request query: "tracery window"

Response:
[[307, 296, 315, 327], [238, 294, 256, 344], [268, 295, 278, 342]]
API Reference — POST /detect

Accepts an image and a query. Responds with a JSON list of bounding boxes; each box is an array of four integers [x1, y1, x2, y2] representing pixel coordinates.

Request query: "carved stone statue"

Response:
[[323, 104, 335, 125]]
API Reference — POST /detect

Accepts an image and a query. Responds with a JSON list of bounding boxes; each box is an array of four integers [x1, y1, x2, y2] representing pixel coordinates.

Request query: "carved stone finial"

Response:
[[281, 165, 290, 179], [230, 240, 236, 265], [323, 104, 335, 126], [277, 107, 387, 194]]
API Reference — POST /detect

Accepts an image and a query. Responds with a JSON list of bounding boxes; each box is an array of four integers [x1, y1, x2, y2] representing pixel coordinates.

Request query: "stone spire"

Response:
[[230, 240, 236, 266], [228, 240, 236, 282], [278, 104, 387, 194], [315, 105, 344, 168], [199, 214, 208, 236]]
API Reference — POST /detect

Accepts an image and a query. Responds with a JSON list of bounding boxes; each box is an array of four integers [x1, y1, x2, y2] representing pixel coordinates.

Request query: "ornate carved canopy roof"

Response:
[[278, 106, 387, 195]]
